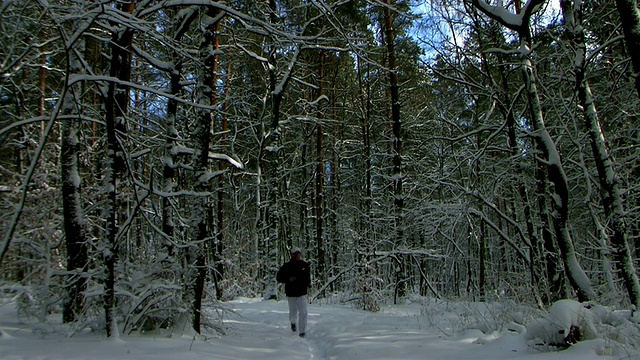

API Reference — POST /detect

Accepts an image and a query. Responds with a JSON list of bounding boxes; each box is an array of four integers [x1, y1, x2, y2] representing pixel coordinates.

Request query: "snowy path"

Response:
[[222, 298, 446, 359], [224, 299, 395, 359], [0, 297, 630, 359], [220, 298, 634, 360], [224, 298, 569, 360]]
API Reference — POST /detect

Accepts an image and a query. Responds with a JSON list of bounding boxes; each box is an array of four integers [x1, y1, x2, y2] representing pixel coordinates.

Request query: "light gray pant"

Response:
[[287, 295, 308, 334]]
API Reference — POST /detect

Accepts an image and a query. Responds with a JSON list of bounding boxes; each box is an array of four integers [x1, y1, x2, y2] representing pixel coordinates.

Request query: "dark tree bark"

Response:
[[213, 18, 225, 301], [61, 33, 88, 323], [103, 0, 135, 337], [191, 4, 221, 334], [355, 54, 373, 277], [536, 163, 565, 301], [383, 0, 403, 237], [356, 56, 372, 225], [162, 8, 198, 258], [314, 49, 326, 282], [382, 0, 405, 301], [614, 0, 640, 97]]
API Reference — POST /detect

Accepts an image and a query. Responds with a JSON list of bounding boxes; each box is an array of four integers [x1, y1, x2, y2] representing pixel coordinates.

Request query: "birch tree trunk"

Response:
[[486, 27, 551, 304], [471, 0, 595, 302], [562, 0, 640, 308], [522, 50, 595, 302]]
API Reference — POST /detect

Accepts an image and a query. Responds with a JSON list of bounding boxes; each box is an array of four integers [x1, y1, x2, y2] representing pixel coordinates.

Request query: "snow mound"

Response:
[[525, 299, 640, 355]]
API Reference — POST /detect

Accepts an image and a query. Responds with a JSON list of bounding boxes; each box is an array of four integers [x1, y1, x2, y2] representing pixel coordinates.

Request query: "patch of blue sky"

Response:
[[409, 0, 563, 62]]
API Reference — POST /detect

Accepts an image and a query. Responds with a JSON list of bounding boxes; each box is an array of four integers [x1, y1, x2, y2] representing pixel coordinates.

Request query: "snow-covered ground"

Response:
[[1, 296, 638, 359]]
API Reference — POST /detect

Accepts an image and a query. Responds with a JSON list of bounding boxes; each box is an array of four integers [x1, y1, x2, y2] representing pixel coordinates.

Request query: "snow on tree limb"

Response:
[[470, 0, 547, 32], [208, 152, 244, 170], [273, 46, 301, 97], [468, 208, 531, 264]]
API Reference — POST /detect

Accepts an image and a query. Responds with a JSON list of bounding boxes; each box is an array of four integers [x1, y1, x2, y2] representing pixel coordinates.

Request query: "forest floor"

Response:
[[1, 295, 638, 359]]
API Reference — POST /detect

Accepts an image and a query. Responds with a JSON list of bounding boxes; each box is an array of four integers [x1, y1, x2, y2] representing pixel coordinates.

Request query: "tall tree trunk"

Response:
[[191, 5, 220, 334], [382, 0, 405, 301], [162, 62, 179, 255], [61, 24, 88, 323], [522, 55, 594, 302], [103, 0, 135, 338], [356, 55, 372, 249], [536, 162, 565, 301], [213, 12, 225, 302], [314, 49, 326, 282], [614, 0, 640, 97], [329, 87, 341, 292], [478, 220, 486, 300], [162, 9, 197, 258], [299, 139, 309, 251], [256, 0, 280, 296], [562, 0, 640, 308], [258, 0, 300, 295]]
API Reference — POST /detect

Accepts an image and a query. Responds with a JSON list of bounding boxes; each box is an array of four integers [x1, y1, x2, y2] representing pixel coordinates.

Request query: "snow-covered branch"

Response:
[[208, 152, 244, 170], [470, 0, 546, 32]]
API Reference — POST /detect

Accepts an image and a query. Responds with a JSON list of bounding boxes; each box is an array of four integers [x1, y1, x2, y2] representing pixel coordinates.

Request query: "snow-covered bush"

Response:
[[416, 297, 537, 337], [525, 299, 640, 353], [352, 264, 383, 312], [11, 285, 39, 320], [119, 269, 186, 335], [525, 299, 597, 347], [221, 261, 262, 300], [588, 304, 640, 351], [0, 283, 54, 323], [461, 300, 531, 334]]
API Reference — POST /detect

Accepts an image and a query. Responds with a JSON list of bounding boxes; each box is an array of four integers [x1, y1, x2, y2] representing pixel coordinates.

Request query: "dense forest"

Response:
[[1, 0, 639, 337]]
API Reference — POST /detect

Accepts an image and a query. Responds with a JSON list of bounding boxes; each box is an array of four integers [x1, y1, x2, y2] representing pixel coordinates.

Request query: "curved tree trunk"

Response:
[[562, 0, 640, 308], [522, 56, 595, 302], [471, 0, 595, 302]]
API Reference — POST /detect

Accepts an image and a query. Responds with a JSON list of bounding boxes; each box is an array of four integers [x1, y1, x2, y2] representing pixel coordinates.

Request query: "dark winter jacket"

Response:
[[276, 259, 311, 297]]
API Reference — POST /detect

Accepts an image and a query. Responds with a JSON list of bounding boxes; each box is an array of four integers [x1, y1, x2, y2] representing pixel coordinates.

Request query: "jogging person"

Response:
[[276, 247, 311, 337]]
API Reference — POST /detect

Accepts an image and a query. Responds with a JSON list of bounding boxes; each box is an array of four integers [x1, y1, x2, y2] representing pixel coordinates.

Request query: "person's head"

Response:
[[290, 247, 302, 260]]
